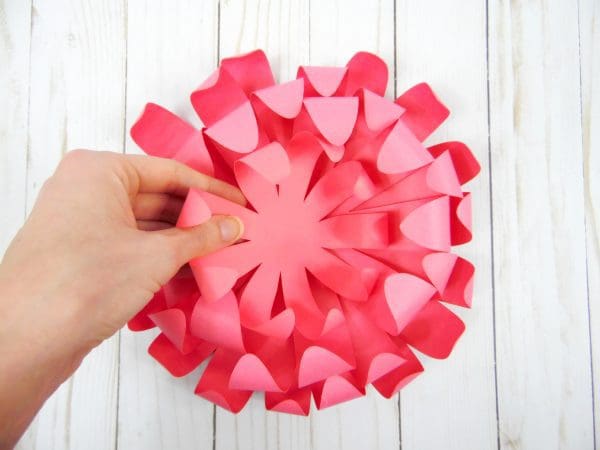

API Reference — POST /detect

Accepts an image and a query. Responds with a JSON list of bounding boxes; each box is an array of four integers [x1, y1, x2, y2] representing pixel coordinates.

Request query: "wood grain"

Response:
[[0, 1, 596, 448], [489, 1, 594, 448], [15, 1, 126, 449], [0, 0, 30, 255], [394, 1, 498, 449], [118, 2, 219, 449], [580, 0, 599, 446]]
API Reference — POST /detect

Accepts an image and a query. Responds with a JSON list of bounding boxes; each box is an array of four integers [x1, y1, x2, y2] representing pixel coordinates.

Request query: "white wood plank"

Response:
[[16, 1, 126, 449], [309, 0, 395, 97], [215, 2, 311, 449], [308, 2, 400, 450], [579, 0, 600, 445], [393, 1, 497, 449], [489, 1, 594, 449], [0, 0, 30, 256], [118, 2, 218, 449], [219, 0, 310, 82]]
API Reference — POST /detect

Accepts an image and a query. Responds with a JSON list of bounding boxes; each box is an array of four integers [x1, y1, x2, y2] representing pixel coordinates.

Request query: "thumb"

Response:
[[153, 215, 244, 275]]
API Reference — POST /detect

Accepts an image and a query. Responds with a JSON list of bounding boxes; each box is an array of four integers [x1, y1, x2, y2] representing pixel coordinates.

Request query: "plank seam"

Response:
[[115, 1, 129, 448], [484, 0, 501, 449], [576, 0, 597, 448]]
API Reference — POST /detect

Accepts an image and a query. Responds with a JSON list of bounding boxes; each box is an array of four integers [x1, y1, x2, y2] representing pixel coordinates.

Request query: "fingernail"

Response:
[[219, 216, 243, 242]]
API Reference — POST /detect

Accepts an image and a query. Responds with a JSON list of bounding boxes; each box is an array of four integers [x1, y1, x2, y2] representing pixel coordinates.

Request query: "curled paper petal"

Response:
[[298, 66, 347, 97], [129, 49, 479, 415]]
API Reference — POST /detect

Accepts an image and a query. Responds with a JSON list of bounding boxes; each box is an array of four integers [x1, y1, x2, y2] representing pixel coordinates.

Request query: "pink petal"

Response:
[[176, 189, 212, 227], [298, 66, 347, 96], [239, 262, 280, 326], [305, 161, 362, 219], [399, 300, 465, 359], [278, 131, 324, 201], [149, 309, 187, 353], [220, 49, 275, 95], [383, 273, 437, 334], [265, 389, 311, 415], [396, 82, 449, 141], [377, 120, 433, 174], [254, 78, 304, 118], [298, 346, 354, 387], [195, 350, 252, 413], [343, 52, 388, 96], [313, 374, 364, 409], [362, 89, 405, 132], [422, 252, 458, 295], [319, 212, 388, 249], [236, 141, 290, 184], [371, 346, 423, 397], [191, 69, 248, 126], [190, 191, 260, 241], [149, 333, 214, 377], [131, 103, 214, 175], [423, 252, 474, 307], [249, 309, 295, 340], [303, 97, 359, 146], [367, 352, 407, 383], [428, 141, 481, 185], [400, 196, 451, 251], [204, 101, 259, 153], [426, 150, 463, 197], [191, 292, 245, 353], [306, 248, 367, 301], [192, 266, 238, 303], [229, 354, 282, 392], [317, 137, 345, 162]]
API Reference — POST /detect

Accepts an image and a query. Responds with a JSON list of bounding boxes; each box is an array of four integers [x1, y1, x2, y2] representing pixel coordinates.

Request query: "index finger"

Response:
[[123, 154, 246, 205]]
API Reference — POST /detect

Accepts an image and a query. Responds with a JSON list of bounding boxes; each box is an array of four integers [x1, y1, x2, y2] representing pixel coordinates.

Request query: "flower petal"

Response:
[[204, 101, 259, 153], [298, 346, 354, 388], [297, 66, 347, 97], [191, 291, 245, 353], [195, 350, 252, 413], [343, 52, 388, 96], [312, 374, 365, 409], [428, 141, 481, 185], [400, 196, 451, 251], [303, 97, 359, 146], [377, 120, 433, 174], [362, 89, 405, 133], [229, 354, 282, 392], [254, 78, 304, 119], [395, 82, 449, 141], [220, 49, 275, 95], [399, 300, 465, 359], [131, 103, 214, 175], [149, 333, 214, 377]]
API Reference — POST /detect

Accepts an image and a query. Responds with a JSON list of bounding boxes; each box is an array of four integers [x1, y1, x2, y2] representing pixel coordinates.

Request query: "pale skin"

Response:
[[0, 150, 245, 449]]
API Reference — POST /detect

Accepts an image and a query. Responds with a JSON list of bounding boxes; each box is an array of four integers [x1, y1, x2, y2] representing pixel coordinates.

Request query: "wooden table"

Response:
[[1, 1, 598, 449]]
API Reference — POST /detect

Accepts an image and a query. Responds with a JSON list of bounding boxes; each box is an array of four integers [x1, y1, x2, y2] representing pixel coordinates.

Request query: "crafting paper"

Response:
[[129, 50, 480, 415]]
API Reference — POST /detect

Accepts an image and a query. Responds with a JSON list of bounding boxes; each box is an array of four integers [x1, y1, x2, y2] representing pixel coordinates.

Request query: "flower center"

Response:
[[252, 194, 321, 267]]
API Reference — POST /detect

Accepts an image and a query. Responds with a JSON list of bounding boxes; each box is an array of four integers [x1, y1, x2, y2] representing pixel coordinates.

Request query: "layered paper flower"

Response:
[[128, 50, 480, 415]]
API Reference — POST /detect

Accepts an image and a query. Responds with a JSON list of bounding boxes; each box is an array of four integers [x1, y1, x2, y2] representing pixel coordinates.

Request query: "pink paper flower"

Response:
[[129, 50, 480, 415]]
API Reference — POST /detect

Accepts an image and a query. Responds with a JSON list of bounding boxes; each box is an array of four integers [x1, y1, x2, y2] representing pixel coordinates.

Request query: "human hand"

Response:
[[0, 150, 244, 448]]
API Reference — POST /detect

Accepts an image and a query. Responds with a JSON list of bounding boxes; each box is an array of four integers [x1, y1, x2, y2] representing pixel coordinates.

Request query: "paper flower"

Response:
[[129, 50, 480, 415]]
